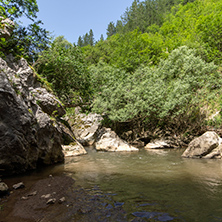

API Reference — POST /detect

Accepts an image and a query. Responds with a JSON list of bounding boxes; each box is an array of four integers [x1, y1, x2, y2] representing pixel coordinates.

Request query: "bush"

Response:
[[92, 46, 220, 132], [35, 36, 90, 105]]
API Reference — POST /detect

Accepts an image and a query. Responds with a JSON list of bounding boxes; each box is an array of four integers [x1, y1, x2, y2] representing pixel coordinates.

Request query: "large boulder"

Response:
[[0, 56, 65, 175], [182, 131, 221, 158], [70, 113, 103, 146], [95, 128, 139, 152]]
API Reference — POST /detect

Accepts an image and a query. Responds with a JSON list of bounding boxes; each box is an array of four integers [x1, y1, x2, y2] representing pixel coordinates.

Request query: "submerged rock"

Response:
[[182, 131, 221, 158], [95, 128, 139, 152]]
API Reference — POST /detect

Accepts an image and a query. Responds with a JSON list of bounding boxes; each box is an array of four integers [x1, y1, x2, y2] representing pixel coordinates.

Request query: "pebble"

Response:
[[0, 182, 9, 194], [13, 182, 25, 190], [46, 198, 56, 204], [27, 191, 37, 196], [41, 194, 51, 199], [58, 197, 66, 204]]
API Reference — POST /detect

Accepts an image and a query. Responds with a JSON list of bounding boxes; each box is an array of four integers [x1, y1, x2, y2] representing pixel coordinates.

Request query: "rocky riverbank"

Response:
[[0, 174, 127, 222]]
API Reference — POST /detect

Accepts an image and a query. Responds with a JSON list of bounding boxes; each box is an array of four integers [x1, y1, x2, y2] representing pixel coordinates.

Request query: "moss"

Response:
[[29, 65, 53, 92], [70, 141, 77, 146], [28, 109, 33, 115]]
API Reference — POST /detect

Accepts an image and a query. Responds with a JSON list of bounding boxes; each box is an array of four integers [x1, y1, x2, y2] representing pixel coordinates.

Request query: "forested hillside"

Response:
[[1, 0, 222, 142], [79, 0, 222, 140]]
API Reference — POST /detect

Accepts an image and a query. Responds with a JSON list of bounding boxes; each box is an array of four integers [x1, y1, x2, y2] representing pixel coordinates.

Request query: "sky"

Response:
[[34, 0, 134, 44]]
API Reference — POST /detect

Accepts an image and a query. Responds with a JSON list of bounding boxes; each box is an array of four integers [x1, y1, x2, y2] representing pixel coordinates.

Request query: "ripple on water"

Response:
[[132, 211, 175, 221]]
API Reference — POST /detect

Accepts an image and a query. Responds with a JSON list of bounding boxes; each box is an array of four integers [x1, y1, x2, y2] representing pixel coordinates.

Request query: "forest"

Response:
[[1, 0, 222, 141]]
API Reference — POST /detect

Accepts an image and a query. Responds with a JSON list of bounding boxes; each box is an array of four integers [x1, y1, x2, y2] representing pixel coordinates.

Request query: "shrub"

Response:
[[92, 46, 220, 132]]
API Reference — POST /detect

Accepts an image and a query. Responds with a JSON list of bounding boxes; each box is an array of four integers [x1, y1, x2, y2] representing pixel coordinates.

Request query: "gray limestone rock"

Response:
[[62, 142, 87, 157], [0, 56, 64, 175], [95, 128, 139, 152], [182, 131, 221, 158], [70, 113, 103, 146]]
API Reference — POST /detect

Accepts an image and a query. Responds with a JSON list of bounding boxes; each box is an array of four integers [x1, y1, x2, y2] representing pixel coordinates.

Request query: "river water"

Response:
[[4, 147, 222, 221]]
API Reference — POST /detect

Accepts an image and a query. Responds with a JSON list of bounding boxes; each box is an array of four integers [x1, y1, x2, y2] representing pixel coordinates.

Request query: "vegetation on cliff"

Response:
[[34, 36, 90, 106]]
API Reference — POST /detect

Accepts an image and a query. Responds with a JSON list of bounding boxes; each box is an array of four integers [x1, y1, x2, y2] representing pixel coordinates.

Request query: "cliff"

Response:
[[0, 55, 68, 175]]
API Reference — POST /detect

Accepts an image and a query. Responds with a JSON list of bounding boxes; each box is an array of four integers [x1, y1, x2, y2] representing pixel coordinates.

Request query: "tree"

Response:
[[35, 36, 90, 105], [100, 34, 104, 41], [83, 33, 89, 46], [77, 36, 83, 47], [89, 29, 94, 46], [0, 0, 49, 62], [116, 20, 123, 33], [106, 22, 116, 37], [92, 46, 220, 133], [0, 0, 39, 20]]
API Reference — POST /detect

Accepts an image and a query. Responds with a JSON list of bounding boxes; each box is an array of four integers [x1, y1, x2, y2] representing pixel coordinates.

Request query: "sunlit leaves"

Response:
[[92, 46, 219, 128], [0, 0, 49, 61], [35, 36, 90, 105]]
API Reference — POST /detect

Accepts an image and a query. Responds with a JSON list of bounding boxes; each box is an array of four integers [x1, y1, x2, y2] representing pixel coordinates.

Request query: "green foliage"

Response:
[[0, 0, 39, 20], [160, 0, 222, 64], [83, 0, 222, 77], [92, 46, 220, 131], [115, 0, 189, 34], [89, 61, 127, 95], [106, 21, 116, 37], [84, 30, 167, 73], [77, 29, 94, 47], [35, 36, 90, 105], [0, 0, 49, 62]]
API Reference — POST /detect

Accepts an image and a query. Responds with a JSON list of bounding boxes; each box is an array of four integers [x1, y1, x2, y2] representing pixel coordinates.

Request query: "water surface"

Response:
[[4, 148, 222, 221], [64, 148, 222, 221]]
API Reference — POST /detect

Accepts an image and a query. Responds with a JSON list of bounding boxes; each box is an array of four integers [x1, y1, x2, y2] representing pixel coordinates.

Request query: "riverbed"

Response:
[[2, 148, 222, 221]]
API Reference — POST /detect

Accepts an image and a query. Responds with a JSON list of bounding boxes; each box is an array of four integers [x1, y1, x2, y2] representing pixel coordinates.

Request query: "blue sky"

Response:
[[35, 0, 134, 44]]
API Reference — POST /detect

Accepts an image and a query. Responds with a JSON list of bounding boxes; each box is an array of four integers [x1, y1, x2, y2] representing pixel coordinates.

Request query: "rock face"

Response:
[[95, 128, 139, 152], [0, 17, 14, 40], [0, 56, 65, 175], [182, 131, 222, 159], [62, 142, 87, 157], [69, 113, 137, 152], [70, 113, 103, 146]]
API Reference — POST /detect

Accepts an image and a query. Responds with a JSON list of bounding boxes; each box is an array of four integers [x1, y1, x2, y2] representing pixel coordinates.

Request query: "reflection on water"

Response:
[[4, 148, 222, 221], [64, 148, 222, 221]]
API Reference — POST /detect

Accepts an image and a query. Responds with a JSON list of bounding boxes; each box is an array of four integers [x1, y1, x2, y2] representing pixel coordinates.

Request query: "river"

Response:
[[3, 147, 222, 221]]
